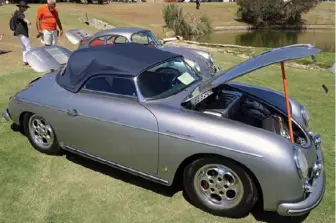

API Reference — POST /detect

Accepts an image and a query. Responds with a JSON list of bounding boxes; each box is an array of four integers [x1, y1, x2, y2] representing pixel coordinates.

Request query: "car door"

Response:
[[61, 75, 159, 175]]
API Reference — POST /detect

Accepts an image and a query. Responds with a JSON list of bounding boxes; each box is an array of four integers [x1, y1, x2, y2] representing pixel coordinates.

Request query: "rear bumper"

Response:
[[277, 136, 325, 216], [2, 108, 11, 121]]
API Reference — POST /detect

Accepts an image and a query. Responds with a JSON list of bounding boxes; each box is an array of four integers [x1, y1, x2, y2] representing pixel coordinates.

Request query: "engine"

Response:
[[188, 88, 308, 146]]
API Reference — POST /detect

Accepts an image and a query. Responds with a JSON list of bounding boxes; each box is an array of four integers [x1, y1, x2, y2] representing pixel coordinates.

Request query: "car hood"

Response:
[[183, 44, 321, 103]]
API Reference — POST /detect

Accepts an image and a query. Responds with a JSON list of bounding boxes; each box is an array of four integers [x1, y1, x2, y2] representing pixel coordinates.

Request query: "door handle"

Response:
[[67, 109, 78, 116]]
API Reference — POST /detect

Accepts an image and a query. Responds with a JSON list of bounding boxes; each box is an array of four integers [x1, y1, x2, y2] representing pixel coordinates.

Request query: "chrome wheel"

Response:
[[28, 115, 54, 150], [194, 164, 244, 210]]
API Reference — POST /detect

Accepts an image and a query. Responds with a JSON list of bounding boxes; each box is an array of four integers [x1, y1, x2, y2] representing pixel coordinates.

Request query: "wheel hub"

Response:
[[194, 164, 244, 209], [28, 115, 54, 149]]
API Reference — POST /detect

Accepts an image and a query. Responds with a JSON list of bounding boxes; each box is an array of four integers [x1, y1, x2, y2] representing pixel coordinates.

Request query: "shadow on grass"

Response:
[[250, 202, 309, 223], [181, 191, 309, 223], [9, 124, 310, 223], [64, 150, 310, 223], [64, 151, 181, 197], [0, 50, 12, 55]]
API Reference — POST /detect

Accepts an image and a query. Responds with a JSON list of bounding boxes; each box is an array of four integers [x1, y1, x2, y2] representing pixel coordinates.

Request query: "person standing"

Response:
[[196, 0, 200, 10], [12, 1, 31, 65], [36, 0, 63, 46]]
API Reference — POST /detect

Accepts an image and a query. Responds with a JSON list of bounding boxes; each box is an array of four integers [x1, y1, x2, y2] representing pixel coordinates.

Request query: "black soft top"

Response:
[[56, 43, 181, 93]]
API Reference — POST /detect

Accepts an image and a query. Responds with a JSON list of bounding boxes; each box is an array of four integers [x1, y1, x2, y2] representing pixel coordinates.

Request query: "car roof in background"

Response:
[[94, 27, 150, 37]]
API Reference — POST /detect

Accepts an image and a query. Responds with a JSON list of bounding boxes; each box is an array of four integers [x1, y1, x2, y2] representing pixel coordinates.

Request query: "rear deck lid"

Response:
[[65, 29, 91, 45], [25, 46, 72, 73]]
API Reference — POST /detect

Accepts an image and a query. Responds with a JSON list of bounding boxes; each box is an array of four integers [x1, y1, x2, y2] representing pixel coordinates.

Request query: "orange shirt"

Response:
[[37, 5, 59, 31]]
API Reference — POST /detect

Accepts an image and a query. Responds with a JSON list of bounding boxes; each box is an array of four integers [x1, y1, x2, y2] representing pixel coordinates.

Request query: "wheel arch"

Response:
[[172, 153, 264, 205], [19, 111, 33, 127]]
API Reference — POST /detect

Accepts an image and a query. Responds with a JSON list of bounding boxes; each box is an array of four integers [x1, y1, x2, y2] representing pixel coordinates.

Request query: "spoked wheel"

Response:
[[183, 157, 258, 218], [23, 113, 62, 155]]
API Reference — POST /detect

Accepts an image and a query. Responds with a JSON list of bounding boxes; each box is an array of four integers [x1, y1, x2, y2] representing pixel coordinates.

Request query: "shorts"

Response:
[[41, 30, 58, 46]]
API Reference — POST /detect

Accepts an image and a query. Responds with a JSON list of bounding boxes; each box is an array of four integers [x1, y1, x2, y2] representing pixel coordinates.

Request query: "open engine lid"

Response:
[[185, 44, 322, 103], [25, 46, 72, 73], [65, 29, 91, 45]]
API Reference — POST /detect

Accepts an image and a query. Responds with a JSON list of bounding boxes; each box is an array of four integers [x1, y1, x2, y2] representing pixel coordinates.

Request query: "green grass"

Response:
[[0, 53, 335, 223]]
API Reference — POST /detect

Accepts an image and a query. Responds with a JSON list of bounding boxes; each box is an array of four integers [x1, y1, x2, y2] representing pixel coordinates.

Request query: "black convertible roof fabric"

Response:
[[56, 43, 181, 93]]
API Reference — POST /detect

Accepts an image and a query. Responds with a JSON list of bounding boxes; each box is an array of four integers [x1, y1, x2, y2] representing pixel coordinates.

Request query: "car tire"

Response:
[[23, 113, 62, 155], [183, 156, 258, 218]]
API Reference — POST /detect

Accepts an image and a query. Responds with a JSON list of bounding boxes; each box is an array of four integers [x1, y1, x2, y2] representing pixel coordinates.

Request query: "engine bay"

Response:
[[184, 86, 308, 146]]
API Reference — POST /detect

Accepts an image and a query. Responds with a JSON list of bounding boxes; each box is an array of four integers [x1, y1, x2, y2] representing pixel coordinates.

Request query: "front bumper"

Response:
[[2, 108, 11, 121], [277, 135, 325, 216]]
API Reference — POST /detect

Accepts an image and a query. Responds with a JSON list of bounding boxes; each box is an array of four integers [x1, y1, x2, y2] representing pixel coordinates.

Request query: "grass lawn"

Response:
[[0, 3, 335, 223]]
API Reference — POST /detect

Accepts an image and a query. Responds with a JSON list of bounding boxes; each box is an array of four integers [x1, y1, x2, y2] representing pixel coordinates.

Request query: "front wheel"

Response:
[[23, 113, 62, 155], [183, 157, 258, 218]]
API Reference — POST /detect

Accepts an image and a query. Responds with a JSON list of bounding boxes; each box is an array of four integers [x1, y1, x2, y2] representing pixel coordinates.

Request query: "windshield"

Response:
[[137, 57, 201, 100], [131, 31, 162, 47]]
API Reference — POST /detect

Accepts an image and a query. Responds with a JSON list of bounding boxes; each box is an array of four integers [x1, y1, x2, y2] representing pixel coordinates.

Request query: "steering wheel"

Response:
[[156, 67, 180, 86]]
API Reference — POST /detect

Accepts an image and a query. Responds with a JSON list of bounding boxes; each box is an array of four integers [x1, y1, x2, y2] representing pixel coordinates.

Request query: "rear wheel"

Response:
[[183, 156, 258, 218], [23, 113, 62, 155]]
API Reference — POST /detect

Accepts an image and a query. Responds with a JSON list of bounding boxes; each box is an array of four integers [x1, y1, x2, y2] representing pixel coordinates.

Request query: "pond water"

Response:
[[197, 29, 335, 52]]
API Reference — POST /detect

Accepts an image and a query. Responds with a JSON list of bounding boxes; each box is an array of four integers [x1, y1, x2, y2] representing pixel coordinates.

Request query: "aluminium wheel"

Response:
[[183, 157, 258, 218], [23, 113, 62, 155]]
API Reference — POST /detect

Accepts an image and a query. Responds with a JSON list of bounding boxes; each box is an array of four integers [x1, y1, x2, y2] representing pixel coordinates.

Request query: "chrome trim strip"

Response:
[[160, 132, 264, 158], [62, 145, 169, 185], [133, 76, 146, 103]]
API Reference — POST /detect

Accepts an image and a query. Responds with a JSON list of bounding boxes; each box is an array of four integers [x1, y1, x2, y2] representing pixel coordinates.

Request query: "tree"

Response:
[[162, 4, 213, 39], [236, 0, 321, 27]]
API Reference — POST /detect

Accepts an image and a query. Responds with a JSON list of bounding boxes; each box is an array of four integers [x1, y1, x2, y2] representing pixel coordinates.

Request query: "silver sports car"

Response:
[[65, 27, 220, 77], [2, 43, 325, 218]]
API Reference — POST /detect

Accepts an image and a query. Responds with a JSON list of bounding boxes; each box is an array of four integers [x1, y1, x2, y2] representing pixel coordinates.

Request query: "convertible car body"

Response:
[[65, 27, 220, 77], [2, 43, 325, 218]]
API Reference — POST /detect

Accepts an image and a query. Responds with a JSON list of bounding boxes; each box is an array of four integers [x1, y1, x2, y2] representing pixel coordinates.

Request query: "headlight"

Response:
[[301, 105, 309, 126], [293, 146, 309, 179], [185, 59, 201, 72]]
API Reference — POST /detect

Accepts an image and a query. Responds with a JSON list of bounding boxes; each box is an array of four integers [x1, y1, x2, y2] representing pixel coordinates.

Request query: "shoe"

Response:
[[23, 62, 29, 66]]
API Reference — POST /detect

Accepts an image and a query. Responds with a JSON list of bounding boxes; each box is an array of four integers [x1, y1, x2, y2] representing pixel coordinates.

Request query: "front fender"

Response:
[[147, 104, 303, 211], [158, 135, 303, 211]]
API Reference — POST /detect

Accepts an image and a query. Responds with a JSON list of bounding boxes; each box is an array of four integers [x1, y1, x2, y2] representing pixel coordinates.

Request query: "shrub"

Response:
[[236, 0, 321, 27], [162, 3, 213, 39]]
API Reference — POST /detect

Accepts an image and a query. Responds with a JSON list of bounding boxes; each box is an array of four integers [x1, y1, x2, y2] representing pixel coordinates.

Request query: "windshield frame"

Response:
[[135, 56, 202, 102]]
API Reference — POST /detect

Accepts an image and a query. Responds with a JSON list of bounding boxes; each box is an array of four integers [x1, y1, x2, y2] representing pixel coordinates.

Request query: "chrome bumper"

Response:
[[277, 135, 325, 216], [2, 108, 11, 121]]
